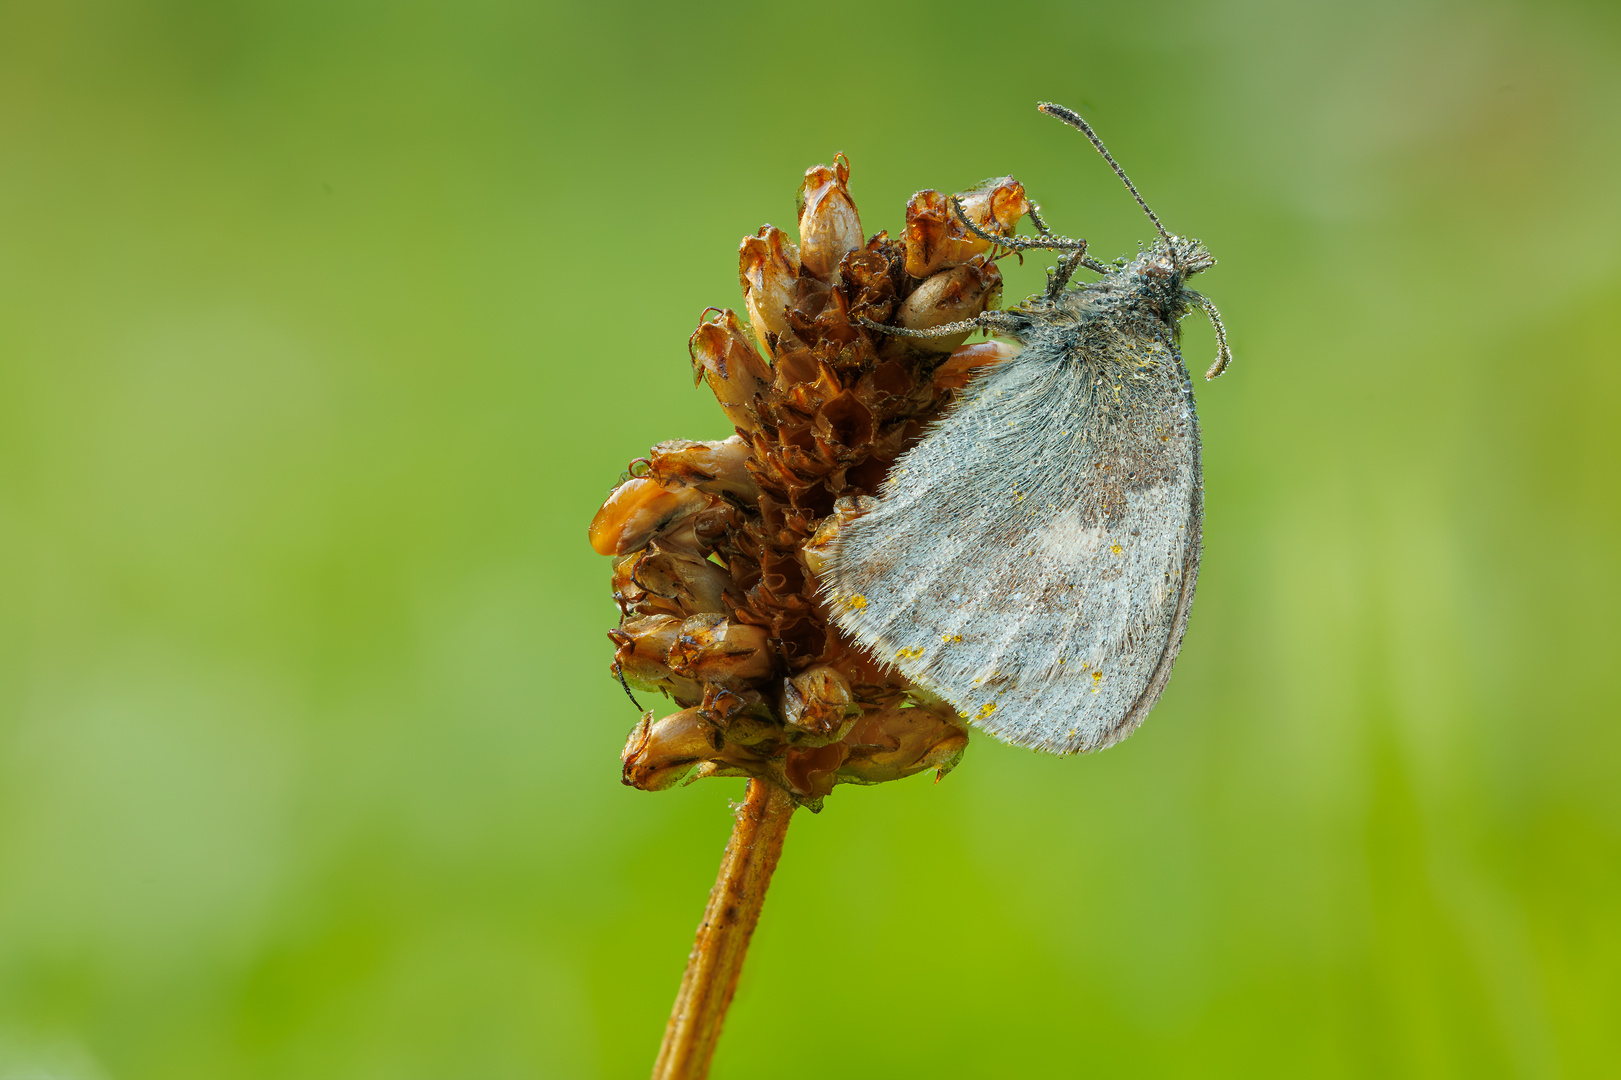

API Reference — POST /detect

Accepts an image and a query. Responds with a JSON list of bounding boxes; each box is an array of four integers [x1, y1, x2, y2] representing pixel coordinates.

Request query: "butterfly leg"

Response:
[[949, 195, 1082, 252], [953, 196, 1112, 276], [855, 315, 985, 340], [855, 309, 1021, 340], [1043, 252, 1086, 301]]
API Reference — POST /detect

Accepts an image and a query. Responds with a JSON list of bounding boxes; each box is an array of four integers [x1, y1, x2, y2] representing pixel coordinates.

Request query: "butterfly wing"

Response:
[[824, 328, 1202, 754]]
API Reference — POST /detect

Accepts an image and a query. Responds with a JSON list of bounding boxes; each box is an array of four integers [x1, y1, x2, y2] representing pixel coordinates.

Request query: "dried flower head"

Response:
[[590, 159, 1032, 809]]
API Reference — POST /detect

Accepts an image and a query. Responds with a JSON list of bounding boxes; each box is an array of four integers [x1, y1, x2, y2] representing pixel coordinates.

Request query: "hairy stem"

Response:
[[652, 778, 797, 1080]]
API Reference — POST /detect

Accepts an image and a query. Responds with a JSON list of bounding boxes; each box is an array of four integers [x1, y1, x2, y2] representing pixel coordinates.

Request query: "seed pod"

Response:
[[667, 613, 775, 685], [902, 177, 1029, 278], [699, 683, 768, 729], [612, 544, 735, 618], [648, 435, 761, 501], [589, 477, 717, 557], [690, 310, 773, 433], [621, 708, 717, 791], [740, 226, 801, 357], [610, 616, 703, 704], [797, 158, 863, 283], [896, 261, 1003, 353], [780, 664, 859, 744], [610, 551, 662, 617], [900, 190, 952, 279], [836, 696, 969, 785], [689, 500, 741, 553]]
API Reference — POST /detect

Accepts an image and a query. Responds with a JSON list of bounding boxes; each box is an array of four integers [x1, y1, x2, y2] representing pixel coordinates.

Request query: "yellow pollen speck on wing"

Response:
[[896, 645, 925, 660], [976, 702, 997, 719], [941, 634, 963, 643], [1110, 544, 1122, 555], [841, 594, 868, 611], [1090, 670, 1103, 694]]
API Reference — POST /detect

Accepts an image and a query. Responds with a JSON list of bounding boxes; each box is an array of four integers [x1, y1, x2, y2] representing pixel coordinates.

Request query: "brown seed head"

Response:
[[592, 156, 1035, 808]]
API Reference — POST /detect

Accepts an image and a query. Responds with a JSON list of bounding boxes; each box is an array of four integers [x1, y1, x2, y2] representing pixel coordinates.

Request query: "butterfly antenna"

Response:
[[1037, 102, 1174, 249]]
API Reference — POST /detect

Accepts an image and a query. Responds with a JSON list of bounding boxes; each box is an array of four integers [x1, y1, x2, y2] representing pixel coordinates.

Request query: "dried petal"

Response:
[[900, 189, 951, 279], [902, 177, 1029, 278], [610, 616, 703, 704], [589, 477, 716, 557], [813, 391, 874, 450], [842, 239, 898, 324], [667, 613, 774, 684], [690, 310, 773, 433], [621, 709, 716, 791], [612, 544, 735, 617], [798, 158, 863, 283], [649, 435, 761, 501], [896, 262, 1002, 352], [932, 339, 1018, 391], [836, 697, 969, 785], [954, 176, 1030, 249], [740, 226, 801, 357], [782, 741, 848, 800], [699, 683, 767, 728], [610, 551, 660, 616]]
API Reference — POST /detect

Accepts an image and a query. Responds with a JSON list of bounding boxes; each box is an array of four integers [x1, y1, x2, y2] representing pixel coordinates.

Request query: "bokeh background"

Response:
[[2, 0, 1619, 1076]]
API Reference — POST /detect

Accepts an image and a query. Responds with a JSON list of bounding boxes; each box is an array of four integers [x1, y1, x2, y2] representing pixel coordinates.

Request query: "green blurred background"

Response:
[[2, 0, 1618, 1076]]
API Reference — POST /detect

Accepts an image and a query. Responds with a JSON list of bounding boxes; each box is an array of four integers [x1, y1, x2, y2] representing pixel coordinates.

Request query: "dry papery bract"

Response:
[[591, 158, 1031, 809]]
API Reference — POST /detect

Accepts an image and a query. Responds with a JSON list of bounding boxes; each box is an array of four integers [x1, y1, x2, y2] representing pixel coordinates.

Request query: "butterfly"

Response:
[[826, 102, 1232, 755]]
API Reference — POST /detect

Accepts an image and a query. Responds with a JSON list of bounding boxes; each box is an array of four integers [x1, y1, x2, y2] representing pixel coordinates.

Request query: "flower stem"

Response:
[[652, 777, 797, 1080]]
